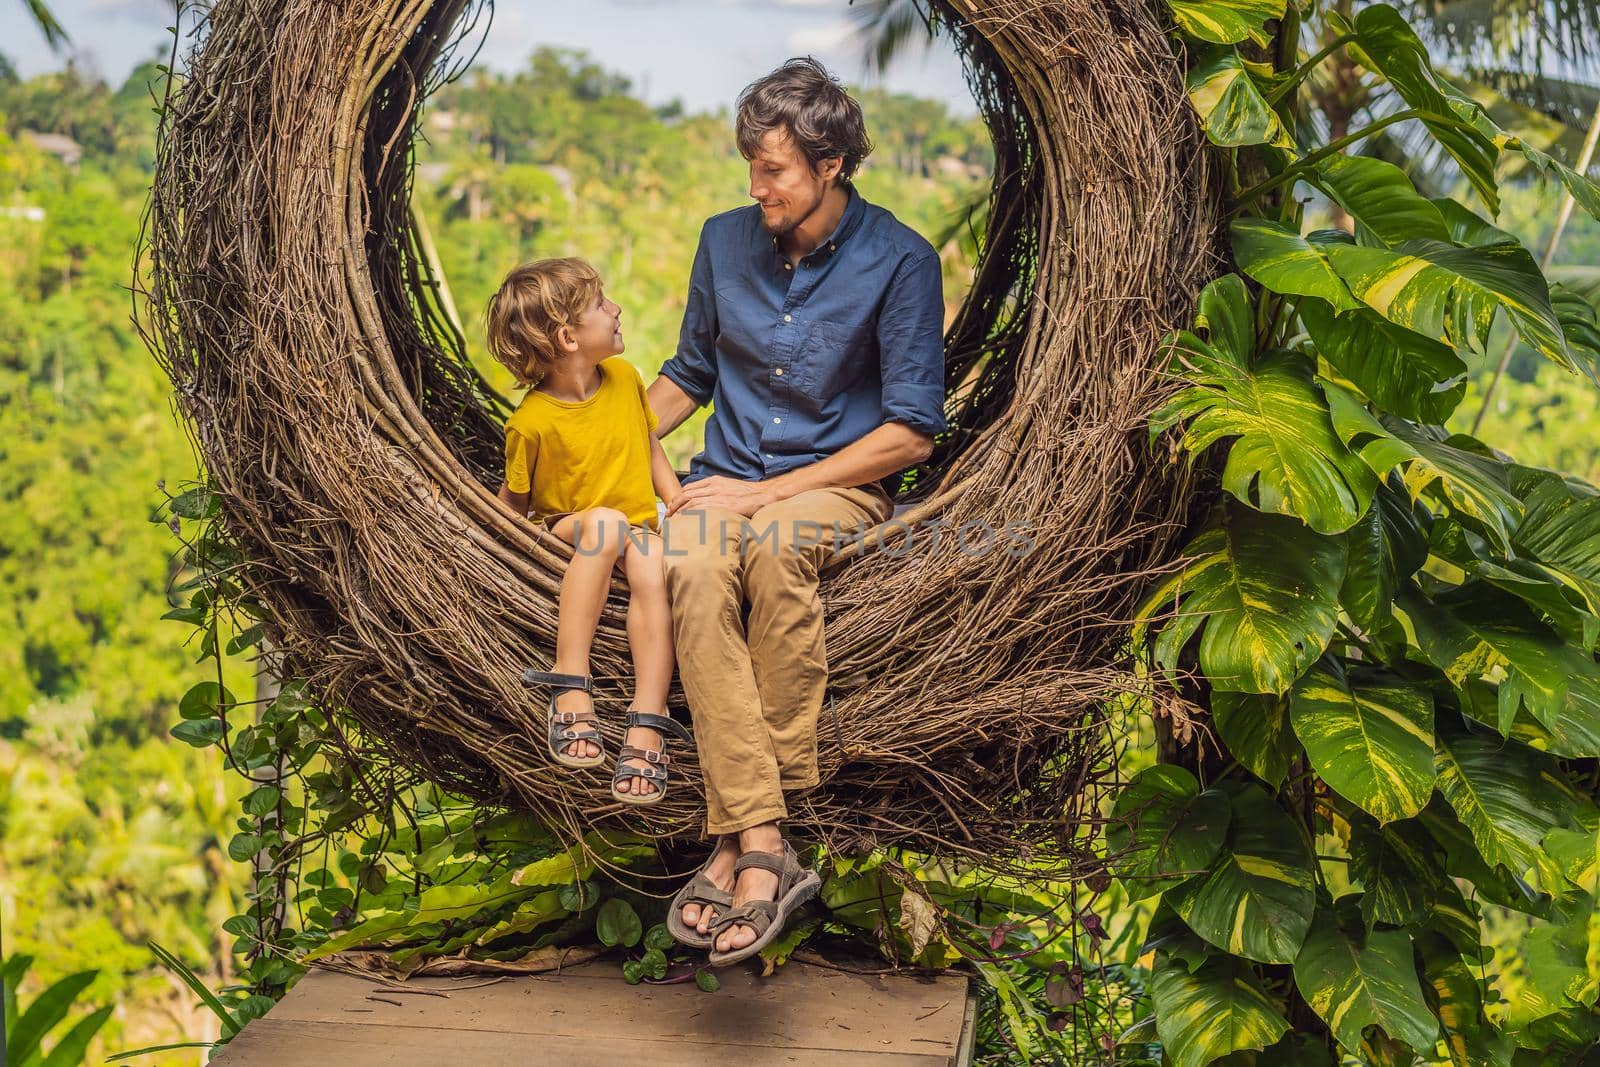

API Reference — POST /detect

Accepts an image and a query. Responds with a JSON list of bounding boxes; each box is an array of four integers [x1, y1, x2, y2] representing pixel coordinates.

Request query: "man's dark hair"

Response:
[[735, 57, 873, 185]]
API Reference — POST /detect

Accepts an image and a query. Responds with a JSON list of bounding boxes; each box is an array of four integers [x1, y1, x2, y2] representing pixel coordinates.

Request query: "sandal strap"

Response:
[[708, 899, 777, 937], [613, 764, 668, 782], [624, 710, 691, 743], [552, 709, 598, 725], [732, 848, 787, 879], [618, 744, 669, 765], [680, 871, 733, 908], [523, 669, 593, 693], [556, 726, 601, 741]]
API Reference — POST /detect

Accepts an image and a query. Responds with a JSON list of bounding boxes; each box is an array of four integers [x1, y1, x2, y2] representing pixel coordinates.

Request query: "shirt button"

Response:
[[783, 314, 792, 322], [765, 453, 774, 459], [773, 417, 782, 424], [774, 368, 784, 376], [784, 263, 792, 271]]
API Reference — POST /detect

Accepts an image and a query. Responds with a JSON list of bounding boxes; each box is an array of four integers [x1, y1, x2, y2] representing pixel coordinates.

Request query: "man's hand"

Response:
[[665, 475, 776, 518]]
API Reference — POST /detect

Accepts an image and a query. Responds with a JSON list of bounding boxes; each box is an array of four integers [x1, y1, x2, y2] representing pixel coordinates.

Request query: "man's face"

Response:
[[747, 127, 840, 236]]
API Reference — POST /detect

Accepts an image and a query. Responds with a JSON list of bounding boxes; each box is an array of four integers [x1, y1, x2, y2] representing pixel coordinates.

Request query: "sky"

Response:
[[0, 0, 979, 115]]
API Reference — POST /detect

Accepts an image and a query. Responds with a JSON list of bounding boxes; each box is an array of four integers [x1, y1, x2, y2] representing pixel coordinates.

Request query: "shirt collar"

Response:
[[767, 184, 865, 262]]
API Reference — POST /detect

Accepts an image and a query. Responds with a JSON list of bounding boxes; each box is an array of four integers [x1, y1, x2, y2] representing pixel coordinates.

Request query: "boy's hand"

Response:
[[665, 476, 775, 518]]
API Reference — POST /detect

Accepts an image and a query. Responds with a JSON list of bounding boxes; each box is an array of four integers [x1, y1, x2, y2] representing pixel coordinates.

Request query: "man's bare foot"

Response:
[[616, 719, 665, 797], [551, 687, 599, 760], [681, 836, 738, 934], [714, 825, 783, 955]]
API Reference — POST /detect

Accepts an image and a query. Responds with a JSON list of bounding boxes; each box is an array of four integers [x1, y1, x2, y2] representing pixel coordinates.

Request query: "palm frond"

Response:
[[23, 0, 70, 49], [849, 0, 939, 75]]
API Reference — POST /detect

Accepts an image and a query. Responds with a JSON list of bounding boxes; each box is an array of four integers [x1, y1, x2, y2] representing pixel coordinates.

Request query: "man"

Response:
[[647, 57, 947, 964]]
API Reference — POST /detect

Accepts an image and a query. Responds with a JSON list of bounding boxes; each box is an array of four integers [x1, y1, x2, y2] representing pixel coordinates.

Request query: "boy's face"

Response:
[[748, 127, 842, 237], [563, 288, 624, 361]]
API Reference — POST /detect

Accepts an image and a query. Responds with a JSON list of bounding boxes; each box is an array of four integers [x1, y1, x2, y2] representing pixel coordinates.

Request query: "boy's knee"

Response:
[[573, 507, 629, 556]]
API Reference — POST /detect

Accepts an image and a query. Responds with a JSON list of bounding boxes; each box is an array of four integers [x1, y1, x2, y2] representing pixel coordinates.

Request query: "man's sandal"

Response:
[[706, 841, 822, 968], [522, 669, 604, 769], [611, 709, 692, 807], [666, 846, 734, 950]]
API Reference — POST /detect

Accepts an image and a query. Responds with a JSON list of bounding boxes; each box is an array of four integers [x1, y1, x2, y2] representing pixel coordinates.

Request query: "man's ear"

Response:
[[817, 155, 844, 185]]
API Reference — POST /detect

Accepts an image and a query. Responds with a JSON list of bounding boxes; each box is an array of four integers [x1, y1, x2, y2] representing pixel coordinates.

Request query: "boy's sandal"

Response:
[[666, 848, 734, 950], [706, 842, 822, 968], [522, 668, 604, 769], [610, 709, 692, 807]]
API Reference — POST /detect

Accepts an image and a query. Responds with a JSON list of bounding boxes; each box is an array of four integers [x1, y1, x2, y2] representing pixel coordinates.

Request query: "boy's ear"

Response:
[[554, 323, 577, 354]]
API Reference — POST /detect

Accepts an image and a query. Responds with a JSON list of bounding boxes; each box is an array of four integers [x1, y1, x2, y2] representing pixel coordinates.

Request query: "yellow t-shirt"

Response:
[[503, 357, 661, 530]]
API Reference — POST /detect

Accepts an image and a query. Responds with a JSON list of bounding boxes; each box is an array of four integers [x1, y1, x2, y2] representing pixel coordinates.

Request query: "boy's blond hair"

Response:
[[485, 258, 603, 387]]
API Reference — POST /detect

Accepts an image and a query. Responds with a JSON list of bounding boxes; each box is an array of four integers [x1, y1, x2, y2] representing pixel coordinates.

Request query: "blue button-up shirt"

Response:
[[658, 185, 948, 487]]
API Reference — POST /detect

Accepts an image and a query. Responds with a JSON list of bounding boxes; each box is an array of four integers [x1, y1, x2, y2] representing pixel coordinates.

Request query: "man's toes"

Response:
[[682, 902, 700, 925]]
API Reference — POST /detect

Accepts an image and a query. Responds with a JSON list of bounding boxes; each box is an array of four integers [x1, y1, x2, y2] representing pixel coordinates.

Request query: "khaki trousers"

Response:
[[662, 483, 894, 835]]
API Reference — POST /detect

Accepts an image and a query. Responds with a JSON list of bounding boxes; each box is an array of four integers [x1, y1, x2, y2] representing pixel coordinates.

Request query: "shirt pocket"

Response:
[[798, 320, 873, 401]]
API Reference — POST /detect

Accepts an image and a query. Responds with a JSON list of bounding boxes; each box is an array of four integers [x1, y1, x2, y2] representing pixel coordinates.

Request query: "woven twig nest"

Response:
[[141, 0, 1219, 875]]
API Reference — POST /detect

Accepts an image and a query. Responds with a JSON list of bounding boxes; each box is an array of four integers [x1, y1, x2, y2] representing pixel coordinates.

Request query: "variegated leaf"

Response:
[[1167, 781, 1317, 964], [1290, 662, 1436, 823], [1108, 766, 1230, 899], [1231, 218, 1361, 311], [1293, 900, 1440, 1057], [1150, 953, 1290, 1067], [1163, 0, 1285, 44], [1186, 47, 1292, 148], [1434, 724, 1571, 892], [1145, 501, 1346, 695], [1212, 690, 1298, 788], [1322, 238, 1569, 370]]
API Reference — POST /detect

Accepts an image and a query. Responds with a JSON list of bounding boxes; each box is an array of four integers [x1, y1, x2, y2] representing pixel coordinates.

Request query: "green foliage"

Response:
[[1129, 0, 1600, 1061]]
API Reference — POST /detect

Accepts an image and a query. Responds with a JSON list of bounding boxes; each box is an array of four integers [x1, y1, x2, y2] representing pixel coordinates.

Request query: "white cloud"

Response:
[[785, 18, 855, 52]]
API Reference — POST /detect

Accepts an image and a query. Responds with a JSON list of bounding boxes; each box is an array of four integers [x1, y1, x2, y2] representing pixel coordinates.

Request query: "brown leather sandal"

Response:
[[523, 669, 604, 769], [610, 709, 692, 807], [706, 841, 821, 967], [666, 846, 734, 950]]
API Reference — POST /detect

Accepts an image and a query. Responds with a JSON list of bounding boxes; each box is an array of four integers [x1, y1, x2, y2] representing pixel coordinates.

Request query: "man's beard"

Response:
[[761, 189, 823, 237]]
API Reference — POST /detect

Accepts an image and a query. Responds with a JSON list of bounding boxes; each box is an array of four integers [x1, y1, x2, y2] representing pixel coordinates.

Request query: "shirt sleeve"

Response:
[[657, 220, 718, 406], [631, 363, 659, 435], [876, 249, 949, 437], [504, 426, 536, 494]]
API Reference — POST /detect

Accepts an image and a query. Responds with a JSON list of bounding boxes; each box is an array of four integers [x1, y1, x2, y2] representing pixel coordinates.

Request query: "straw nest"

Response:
[[141, 0, 1221, 877]]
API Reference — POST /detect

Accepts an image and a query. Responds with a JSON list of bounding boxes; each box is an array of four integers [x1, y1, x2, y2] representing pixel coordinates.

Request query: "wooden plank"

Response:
[[213, 1018, 957, 1066], [212, 961, 972, 1067]]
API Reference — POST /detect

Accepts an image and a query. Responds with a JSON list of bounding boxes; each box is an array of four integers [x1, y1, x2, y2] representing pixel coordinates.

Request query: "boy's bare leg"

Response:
[[618, 530, 674, 797], [546, 508, 628, 759]]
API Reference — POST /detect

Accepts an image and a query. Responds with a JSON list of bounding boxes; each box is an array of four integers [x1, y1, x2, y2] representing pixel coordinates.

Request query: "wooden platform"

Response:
[[211, 958, 977, 1066]]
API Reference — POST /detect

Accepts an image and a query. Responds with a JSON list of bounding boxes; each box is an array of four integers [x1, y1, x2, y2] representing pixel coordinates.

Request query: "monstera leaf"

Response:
[[1306, 153, 1450, 248], [1327, 398, 1522, 552], [1231, 219, 1360, 311], [1405, 585, 1600, 753], [1162, 0, 1285, 44], [1157, 299, 1376, 533], [1144, 501, 1347, 695], [1433, 724, 1571, 891], [1211, 691, 1299, 788], [1150, 953, 1291, 1067], [1186, 47, 1292, 148], [1301, 298, 1466, 423], [1322, 238, 1568, 368], [1108, 766, 1231, 899], [1290, 662, 1436, 823], [1167, 781, 1317, 964], [1293, 899, 1440, 1057]]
